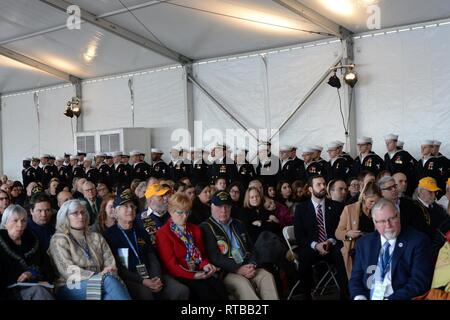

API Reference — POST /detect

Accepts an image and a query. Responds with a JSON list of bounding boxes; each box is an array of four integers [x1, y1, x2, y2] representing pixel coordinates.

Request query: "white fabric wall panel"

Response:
[[193, 42, 345, 156], [38, 86, 75, 156], [2, 94, 39, 181], [82, 77, 132, 131], [355, 26, 450, 158]]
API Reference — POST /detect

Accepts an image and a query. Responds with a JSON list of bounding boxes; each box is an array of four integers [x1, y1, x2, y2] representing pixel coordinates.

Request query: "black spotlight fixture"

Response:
[[328, 70, 341, 89], [344, 66, 358, 88], [64, 97, 81, 118], [64, 105, 74, 118]]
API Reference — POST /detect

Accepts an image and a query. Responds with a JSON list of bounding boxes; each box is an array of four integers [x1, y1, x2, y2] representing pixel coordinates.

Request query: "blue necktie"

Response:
[[380, 242, 391, 279]]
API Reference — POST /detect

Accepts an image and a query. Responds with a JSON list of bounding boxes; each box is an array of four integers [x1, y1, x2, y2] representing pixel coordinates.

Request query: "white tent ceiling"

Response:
[[1, 0, 450, 94]]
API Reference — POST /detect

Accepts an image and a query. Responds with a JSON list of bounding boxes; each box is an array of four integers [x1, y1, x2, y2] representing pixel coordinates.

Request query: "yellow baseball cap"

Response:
[[145, 183, 170, 199], [447, 178, 450, 186], [418, 177, 441, 192]]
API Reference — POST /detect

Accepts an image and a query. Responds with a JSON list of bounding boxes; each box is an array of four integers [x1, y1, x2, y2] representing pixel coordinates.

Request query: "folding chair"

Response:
[[282, 226, 340, 300]]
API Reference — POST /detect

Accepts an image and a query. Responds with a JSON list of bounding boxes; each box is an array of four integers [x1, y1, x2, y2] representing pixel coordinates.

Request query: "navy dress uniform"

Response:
[[188, 148, 208, 185], [333, 140, 354, 172], [85, 158, 99, 185], [168, 158, 190, 182], [120, 153, 133, 186], [207, 144, 239, 185], [416, 145, 442, 186], [235, 149, 256, 187], [151, 149, 169, 179], [352, 137, 385, 176], [278, 145, 297, 183], [290, 148, 306, 182], [256, 155, 279, 187], [22, 158, 37, 188], [327, 142, 351, 181], [432, 141, 450, 192], [72, 163, 85, 180], [131, 150, 152, 182], [98, 154, 114, 187], [57, 162, 71, 186]]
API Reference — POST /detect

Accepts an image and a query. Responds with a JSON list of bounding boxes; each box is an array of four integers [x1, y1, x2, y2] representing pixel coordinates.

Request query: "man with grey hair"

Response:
[[349, 198, 432, 300], [377, 175, 422, 229], [81, 181, 102, 226]]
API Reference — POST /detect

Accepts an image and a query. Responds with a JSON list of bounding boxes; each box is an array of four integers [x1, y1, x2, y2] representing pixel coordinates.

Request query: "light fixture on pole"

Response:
[[344, 65, 358, 88], [64, 97, 81, 118], [328, 64, 358, 88]]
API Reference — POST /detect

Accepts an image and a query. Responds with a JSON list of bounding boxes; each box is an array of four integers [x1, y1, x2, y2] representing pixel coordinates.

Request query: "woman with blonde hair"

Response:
[[48, 199, 130, 300], [335, 181, 382, 278]]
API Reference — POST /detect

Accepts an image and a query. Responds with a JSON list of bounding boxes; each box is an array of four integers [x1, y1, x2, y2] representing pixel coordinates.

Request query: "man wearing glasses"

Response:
[[349, 198, 433, 300], [377, 176, 422, 229]]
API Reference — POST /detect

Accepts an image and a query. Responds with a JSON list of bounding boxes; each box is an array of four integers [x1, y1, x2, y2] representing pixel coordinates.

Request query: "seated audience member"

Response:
[[436, 178, 450, 214], [264, 184, 277, 200], [227, 181, 244, 218], [347, 177, 361, 199], [72, 178, 87, 199], [393, 172, 409, 198], [294, 175, 348, 299], [327, 179, 348, 203], [27, 193, 55, 251], [91, 194, 116, 234], [155, 193, 228, 300], [376, 170, 391, 182], [276, 180, 294, 211], [103, 190, 189, 300], [96, 183, 110, 199], [291, 180, 310, 203], [413, 177, 450, 258], [265, 197, 293, 228], [10, 181, 26, 206], [378, 176, 423, 229], [56, 190, 73, 209], [248, 179, 264, 195], [335, 181, 381, 278], [201, 191, 279, 300], [0, 190, 11, 217], [81, 181, 102, 225], [189, 183, 212, 225], [0, 205, 54, 300], [134, 181, 147, 212], [46, 178, 59, 210], [349, 199, 433, 300], [48, 199, 131, 300], [214, 177, 227, 192], [137, 183, 171, 245], [179, 177, 192, 187], [240, 187, 281, 243], [347, 171, 375, 204], [184, 185, 196, 202]]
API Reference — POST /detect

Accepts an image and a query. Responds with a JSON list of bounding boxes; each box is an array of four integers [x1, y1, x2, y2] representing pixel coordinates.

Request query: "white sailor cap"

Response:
[[334, 140, 345, 147], [56, 156, 64, 161], [129, 150, 142, 156], [95, 152, 107, 158], [421, 140, 434, 146], [112, 151, 123, 157], [302, 146, 315, 154], [311, 145, 323, 152], [122, 152, 130, 158], [23, 157, 32, 162], [70, 155, 79, 160], [357, 137, 373, 145], [327, 142, 340, 151], [40, 154, 51, 159], [171, 146, 183, 152], [433, 140, 442, 146], [384, 134, 399, 141], [151, 148, 164, 154], [397, 140, 404, 148], [280, 145, 293, 152], [105, 153, 113, 159], [85, 155, 94, 162]]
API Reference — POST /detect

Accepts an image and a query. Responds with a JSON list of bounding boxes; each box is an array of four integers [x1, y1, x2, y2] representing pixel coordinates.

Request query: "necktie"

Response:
[[92, 201, 98, 215], [316, 204, 327, 243], [380, 241, 391, 280]]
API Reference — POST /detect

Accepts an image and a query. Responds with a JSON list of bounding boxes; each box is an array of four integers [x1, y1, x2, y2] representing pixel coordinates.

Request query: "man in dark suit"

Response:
[[349, 198, 433, 300], [81, 180, 103, 226], [294, 175, 347, 299]]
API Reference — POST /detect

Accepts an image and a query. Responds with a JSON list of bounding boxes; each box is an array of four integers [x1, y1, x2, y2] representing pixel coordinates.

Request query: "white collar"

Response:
[[380, 235, 396, 253], [143, 207, 166, 219], [311, 198, 325, 209], [418, 197, 430, 208]]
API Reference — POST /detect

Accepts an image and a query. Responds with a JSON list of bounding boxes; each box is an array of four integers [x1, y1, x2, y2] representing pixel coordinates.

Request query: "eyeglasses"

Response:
[[381, 184, 397, 191], [374, 215, 399, 225], [84, 188, 96, 193], [175, 210, 191, 216]]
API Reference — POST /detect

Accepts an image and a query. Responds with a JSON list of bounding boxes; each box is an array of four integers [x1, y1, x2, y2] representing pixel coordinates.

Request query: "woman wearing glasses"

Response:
[[155, 192, 228, 300], [335, 181, 382, 278], [103, 190, 189, 300], [48, 199, 131, 300]]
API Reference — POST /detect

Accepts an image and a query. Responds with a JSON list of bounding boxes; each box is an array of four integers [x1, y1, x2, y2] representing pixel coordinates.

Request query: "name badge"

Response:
[[136, 264, 149, 279], [371, 282, 387, 300], [231, 248, 244, 264]]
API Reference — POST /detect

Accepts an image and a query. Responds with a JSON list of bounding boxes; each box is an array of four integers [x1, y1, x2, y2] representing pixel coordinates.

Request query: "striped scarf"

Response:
[[169, 221, 202, 271]]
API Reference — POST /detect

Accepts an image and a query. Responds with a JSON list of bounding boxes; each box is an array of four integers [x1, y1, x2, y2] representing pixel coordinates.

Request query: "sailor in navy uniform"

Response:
[[120, 152, 133, 186], [303, 146, 325, 180], [207, 143, 239, 185], [289, 146, 306, 182], [256, 142, 279, 187], [151, 148, 169, 179], [84, 156, 99, 185], [352, 137, 385, 177], [279, 145, 296, 183], [168, 146, 189, 182], [432, 140, 449, 192], [235, 148, 256, 188], [22, 157, 37, 189], [48, 155, 58, 182], [63, 153, 71, 167], [311, 145, 330, 181], [189, 147, 208, 185], [131, 150, 151, 182], [384, 134, 417, 192], [334, 140, 354, 171], [56, 157, 70, 186], [97, 153, 111, 187], [112, 151, 128, 188], [327, 142, 350, 181], [416, 140, 442, 185], [71, 155, 85, 180], [40, 154, 57, 188]]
